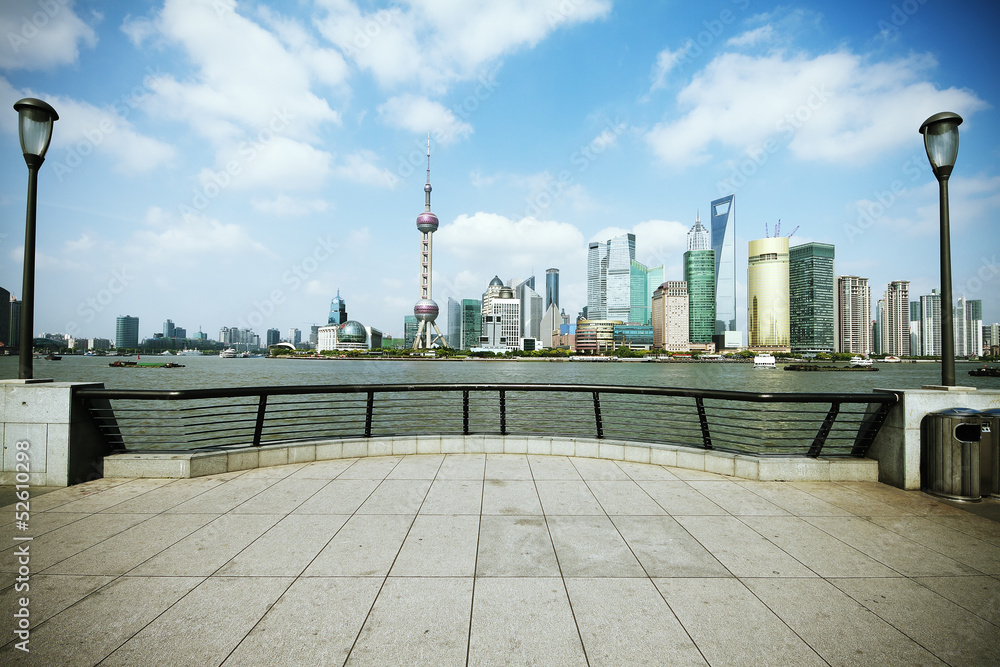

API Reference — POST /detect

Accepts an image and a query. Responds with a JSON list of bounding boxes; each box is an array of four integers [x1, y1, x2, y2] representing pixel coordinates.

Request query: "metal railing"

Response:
[[75, 383, 898, 459]]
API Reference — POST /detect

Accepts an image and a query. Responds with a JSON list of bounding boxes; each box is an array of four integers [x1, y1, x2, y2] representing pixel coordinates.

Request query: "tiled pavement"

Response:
[[1, 454, 999, 666]]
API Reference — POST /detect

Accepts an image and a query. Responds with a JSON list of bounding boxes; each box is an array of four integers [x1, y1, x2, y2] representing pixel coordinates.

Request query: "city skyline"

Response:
[[1, 1, 999, 341]]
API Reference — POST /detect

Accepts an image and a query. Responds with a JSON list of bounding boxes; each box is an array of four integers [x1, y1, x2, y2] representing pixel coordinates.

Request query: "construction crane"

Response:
[[787, 225, 799, 238], [774, 219, 781, 237]]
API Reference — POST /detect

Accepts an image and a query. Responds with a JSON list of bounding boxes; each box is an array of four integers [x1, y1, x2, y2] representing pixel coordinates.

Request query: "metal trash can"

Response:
[[921, 408, 983, 501], [980, 408, 1000, 499]]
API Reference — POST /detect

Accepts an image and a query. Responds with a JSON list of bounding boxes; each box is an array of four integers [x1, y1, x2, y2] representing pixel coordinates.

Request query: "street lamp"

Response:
[[13, 97, 58, 380], [919, 111, 962, 386]]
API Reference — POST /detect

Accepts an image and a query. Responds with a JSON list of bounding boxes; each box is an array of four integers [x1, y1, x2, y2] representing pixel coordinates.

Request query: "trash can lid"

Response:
[[932, 407, 982, 416], [979, 407, 1000, 416]]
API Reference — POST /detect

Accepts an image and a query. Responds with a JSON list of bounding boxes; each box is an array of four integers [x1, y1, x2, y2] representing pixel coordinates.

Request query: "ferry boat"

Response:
[[882, 355, 901, 363], [220, 348, 238, 358], [850, 356, 874, 367], [753, 353, 776, 369]]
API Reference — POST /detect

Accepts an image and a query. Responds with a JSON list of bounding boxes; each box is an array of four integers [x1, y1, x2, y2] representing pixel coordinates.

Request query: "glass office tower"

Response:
[[747, 237, 789, 349], [683, 249, 716, 343], [789, 242, 835, 354], [711, 195, 736, 335]]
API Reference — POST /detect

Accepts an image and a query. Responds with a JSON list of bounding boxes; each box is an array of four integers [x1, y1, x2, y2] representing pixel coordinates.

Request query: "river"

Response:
[[2, 354, 998, 394]]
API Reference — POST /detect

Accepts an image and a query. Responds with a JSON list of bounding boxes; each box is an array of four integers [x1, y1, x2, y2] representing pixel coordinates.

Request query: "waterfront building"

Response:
[[403, 315, 418, 349], [220, 327, 261, 351], [920, 289, 942, 356], [882, 281, 910, 357], [629, 260, 664, 326], [412, 138, 447, 348], [317, 320, 368, 352], [115, 315, 139, 349], [789, 242, 835, 354], [834, 276, 871, 355], [683, 249, 716, 344], [711, 194, 738, 337], [461, 299, 481, 350], [88, 337, 112, 351], [574, 319, 621, 354], [909, 302, 922, 358], [687, 212, 710, 251], [985, 323, 1000, 351], [545, 268, 559, 311], [0, 286, 9, 347], [328, 290, 347, 325], [447, 297, 461, 348], [163, 319, 175, 338], [309, 325, 319, 347], [174, 327, 187, 339], [586, 241, 607, 319], [7, 295, 20, 347], [517, 282, 543, 340], [540, 303, 561, 348], [606, 233, 636, 323], [651, 281, 690, 352], [479, 285, 520, 352], [954, 297, 982, 357], [482, 276, 505, 319], [266, 328, 280, 347], [287, 328, 301, 345], [613, 324, 654, 350], [747, 237, 790, 351]]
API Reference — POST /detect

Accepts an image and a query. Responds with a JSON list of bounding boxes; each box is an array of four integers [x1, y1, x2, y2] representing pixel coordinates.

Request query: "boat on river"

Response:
[[850, 356, 874, 367], [109, 360, 185, 368], [753, 354, 776, 369], [968, 365, 1000, 377]]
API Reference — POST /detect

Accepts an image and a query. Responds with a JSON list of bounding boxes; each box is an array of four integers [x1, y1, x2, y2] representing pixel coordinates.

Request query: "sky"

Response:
[[1, 0, 998, 343]]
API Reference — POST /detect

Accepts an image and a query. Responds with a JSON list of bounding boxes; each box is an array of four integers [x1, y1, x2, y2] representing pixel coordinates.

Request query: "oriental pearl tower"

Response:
[[412, 136, 448, 349]]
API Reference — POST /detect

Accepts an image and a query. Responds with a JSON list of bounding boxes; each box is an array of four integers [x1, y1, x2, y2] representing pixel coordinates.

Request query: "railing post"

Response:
[[365, 391, 374, 438], [808, 402, 840, 457], [252, 395, 268, 447], [592, 391, 603, 439], [463, 390, 470, 435], [499, 390, 506, 435], [695, 397, 712, 450], [850, 399, 893, 457]]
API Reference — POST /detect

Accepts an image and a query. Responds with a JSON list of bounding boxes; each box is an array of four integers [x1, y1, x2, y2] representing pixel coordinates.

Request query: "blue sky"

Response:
[[1, 0, 998, 343]]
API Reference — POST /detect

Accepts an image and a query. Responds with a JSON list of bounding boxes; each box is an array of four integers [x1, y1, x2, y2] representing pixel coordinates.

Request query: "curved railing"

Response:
[[76, 383, 899, 459]]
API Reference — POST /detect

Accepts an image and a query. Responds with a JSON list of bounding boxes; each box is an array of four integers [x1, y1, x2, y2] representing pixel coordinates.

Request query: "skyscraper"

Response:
[[651, 281, 690, 351], [517, 282, 543, 340], [909, 301, 922, 358], [920, 289, 941, 356], [955, 297, 982, 357], [789, 242, 835, 354], [586, 241, 607, 320], [835, 276, 871, 355], [683, 249, 716, 343], [687, 212, 710, 251], [8, 297, 20, 348], [882, 281, 910, 356], [329, 290, 347, 325], [163, 319, 175, 338], [605, 233, 636, 322], [747, 237, 790, 350], [403, 315, 418, 349], [0, 287, 10, 347], [461, 299, 481, 350], [266, 328, 280, 346], [116, 315, 139, 349], [447, 297, 461, 348], [711, 194, 737, 336], [412, 138, 447, 349], [629, 259, 663, 326], [480, 284, 520, 350], [545, 268, 559, 311]]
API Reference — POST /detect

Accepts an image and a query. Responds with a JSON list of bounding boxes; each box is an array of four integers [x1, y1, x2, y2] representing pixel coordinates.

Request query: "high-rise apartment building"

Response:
[[984, 323, 1000, 351], [651, 281, 690, 352], [116, 315, 139, 349], [789, 242, 835, 354], [747, 237, 790, 350], [266, 328, 280, 346], [329, 290, 347, 325], [545, 269, 559, 311], [287, 328, 301, 345], [687, 213, 710, 251], [834, 276, 871, 355], [0, 287, 10, 347], [882, 281, 910, 356], [683, 250, 716, 344], [711, 194, 737, 336], [955, 298, 982, 357], [920, 289, 942, 356], [909, 302, 922, 358]]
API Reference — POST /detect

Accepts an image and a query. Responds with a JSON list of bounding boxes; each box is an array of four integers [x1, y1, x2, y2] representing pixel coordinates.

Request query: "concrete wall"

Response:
[[868, 387, 1000, 489], [0, 380, 109, 486]]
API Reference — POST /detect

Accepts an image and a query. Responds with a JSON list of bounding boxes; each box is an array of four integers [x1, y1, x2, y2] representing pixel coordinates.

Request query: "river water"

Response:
[[2, 354, 998, 395]]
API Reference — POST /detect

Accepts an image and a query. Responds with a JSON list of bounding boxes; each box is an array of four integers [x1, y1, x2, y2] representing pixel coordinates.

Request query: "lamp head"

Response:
[[919, 111, 962, 180], [13, 97, 58, 167]]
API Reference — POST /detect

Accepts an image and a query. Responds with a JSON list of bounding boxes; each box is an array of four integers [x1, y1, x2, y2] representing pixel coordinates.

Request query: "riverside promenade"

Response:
[[2, 453, 999, 665]]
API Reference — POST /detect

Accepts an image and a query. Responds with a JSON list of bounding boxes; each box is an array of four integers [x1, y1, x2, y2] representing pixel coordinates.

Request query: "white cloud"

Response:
[[726, 25, 774, 47], [204, 136, 333, 191], [0, 0, 98, 70], [649, 44, 692, 92], [378, 94, 473, 145], [128, 206, 274, 264], [646, 50, 988, 167], [251, 195, 330, 217], [332, 150, 399, 188]]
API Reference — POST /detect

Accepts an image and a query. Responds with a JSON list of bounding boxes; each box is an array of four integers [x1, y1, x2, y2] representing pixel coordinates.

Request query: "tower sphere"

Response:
[[416, 211, 439, 233], [414, 298, 439, 322]]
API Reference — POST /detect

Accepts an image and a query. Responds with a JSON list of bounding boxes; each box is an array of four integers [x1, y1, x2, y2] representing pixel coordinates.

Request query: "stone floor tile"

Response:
[[356, 478, 432, 514], [45, 478, 175, 514], [485, 453, 533, 480], [0, 575, 202, 665], [129, 513, 281, 576], [804, 516, 983, 577], [615, 460, 680, 481], [654, 577, 826, 666], [611, 515, 731, 578], [570, 457, 631, 480], [469, 577, 586, 666], [638, 481, 728, 515], [165, 476, 281, 514], [348, 577, 473, 666], [385, 454, 444, 479], [743, 577, 945, 666], [0, 574, 114, 640], [25, 513, 151, 572], [666, 468, 732, 481], [217, 513, 348, 576], [100, 576, 292, 667], [674, 515, 816, 577], [547, 515, 645, 577], [924, 512, 1000, 547], [287, 457, 358, 479], [303, 513, 414, 576], [838, 482, 968, 516], [868, 515, 1000, 574], [534, 480, 605, 516], [735, 480, 852, 516], [586, 480, 667, 515], [391, 514, 480, 576], [790, 482, 908, 516], [526, 455, 582, 480], [481, 479, 542, 515], [476, 516, 559, 577], [0, 510, 88, 546], [740, 515, 901, 578], [436, 454, 486, 480], [292, 478, 379, 514], [420, 479, 483, 515], [337, 456, 401, 480], [686, 480, 791, 516], [98, 477, 225, 514], [229, 477, 330, 514], [22, 478, 135, 513], [223, 577, 382, 666], [913, 575, 1000, 627], [831, 576, 1000, 667], [565, 577, 706, 666]]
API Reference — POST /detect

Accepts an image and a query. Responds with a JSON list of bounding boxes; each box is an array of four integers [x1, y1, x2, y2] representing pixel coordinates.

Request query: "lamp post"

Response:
[[919, 111, 962, 387], [14, 98, 58, 380]]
